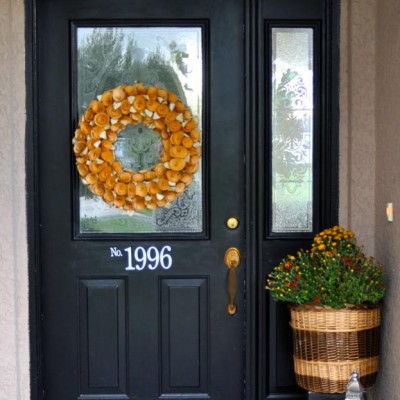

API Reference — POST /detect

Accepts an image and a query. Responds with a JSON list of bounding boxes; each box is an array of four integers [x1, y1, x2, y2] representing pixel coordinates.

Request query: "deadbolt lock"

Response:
[[226, 217, 239, 230]]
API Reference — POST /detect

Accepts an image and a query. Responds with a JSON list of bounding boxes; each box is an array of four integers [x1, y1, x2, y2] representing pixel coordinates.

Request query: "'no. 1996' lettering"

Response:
[[109, 245, 173, 270], [124, 245, 172, 271]]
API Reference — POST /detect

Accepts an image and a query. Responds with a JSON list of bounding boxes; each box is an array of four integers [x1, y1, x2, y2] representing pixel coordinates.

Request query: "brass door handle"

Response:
[[224, 247, 240, 315]]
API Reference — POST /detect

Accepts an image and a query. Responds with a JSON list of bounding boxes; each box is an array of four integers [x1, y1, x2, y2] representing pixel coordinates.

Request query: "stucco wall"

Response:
[[1, 0, 399, 399], [0, 0, 29, 399], [372, 0, 400, 398], [339, 0, 376, 255], [341, 0, 400, 399]]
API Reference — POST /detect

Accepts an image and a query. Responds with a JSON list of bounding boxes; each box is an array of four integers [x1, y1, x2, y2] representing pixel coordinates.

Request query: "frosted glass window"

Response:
[[271, 28, 313, 233], [75, 26, 203, 235]]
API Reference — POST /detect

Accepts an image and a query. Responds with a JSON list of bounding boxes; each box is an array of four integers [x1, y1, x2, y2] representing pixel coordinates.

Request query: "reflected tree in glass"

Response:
[[271, 28, 313, 233], [76, 27, 203, 234]]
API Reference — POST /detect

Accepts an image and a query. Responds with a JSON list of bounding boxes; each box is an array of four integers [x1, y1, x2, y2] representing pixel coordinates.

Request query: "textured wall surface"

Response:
[[341, 0, 400, 398], [0, 1, 398, 400], [372, 0, 400, 398], [0, 0, 29, 399], [339, 0, 376, 255]]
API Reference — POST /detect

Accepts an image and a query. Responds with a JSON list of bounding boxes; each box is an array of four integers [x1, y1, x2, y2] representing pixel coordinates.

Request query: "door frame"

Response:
[[26, 0, 42, 397], [25, 1, 340, 399]]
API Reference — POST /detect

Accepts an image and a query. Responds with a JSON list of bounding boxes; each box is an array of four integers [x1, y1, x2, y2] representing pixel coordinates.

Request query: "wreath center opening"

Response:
[[114, 124, 162, 172]]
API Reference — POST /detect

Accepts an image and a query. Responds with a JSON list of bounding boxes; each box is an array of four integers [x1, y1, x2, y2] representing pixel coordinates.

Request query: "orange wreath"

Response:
[[72, 83, 201, 212]]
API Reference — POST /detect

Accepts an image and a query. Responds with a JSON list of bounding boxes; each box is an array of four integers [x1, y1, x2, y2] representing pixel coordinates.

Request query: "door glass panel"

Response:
[[270, 27, 313, 233], [75, 26, 204, 235]]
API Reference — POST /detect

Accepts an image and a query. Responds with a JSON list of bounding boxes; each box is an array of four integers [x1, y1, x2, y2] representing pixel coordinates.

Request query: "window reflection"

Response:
[[76, 26, 203, 234], [271, 28, 314, 233]]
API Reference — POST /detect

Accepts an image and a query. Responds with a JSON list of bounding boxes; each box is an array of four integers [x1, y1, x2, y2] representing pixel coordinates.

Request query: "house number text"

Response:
[[110, 245, 173, 271]]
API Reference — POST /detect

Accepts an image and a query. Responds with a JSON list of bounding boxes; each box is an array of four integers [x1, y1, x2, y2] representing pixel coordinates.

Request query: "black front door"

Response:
[[31, 0, 338, 399], [37, 1, 245, 399]]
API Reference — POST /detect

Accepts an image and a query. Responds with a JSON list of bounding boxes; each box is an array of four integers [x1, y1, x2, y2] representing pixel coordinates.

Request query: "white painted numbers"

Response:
[[110, 245, 173, 271]]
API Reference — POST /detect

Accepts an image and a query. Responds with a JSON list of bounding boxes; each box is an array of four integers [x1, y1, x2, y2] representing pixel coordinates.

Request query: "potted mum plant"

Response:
[[266, 226, 386, 394]]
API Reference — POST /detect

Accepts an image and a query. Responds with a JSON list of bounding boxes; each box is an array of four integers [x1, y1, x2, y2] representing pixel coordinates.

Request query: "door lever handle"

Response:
[[224, 247, 240, 315]]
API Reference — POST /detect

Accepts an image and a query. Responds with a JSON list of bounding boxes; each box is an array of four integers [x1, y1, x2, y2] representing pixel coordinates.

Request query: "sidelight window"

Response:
[[269, 27, 315, 234]]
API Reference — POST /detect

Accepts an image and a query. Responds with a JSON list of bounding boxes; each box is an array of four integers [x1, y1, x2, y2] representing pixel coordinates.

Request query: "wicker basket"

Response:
[[290, 304, 381, 393]]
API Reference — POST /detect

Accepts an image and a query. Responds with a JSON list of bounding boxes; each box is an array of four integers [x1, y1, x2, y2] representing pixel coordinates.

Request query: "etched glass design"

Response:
[[271, 28, 313, 233], [76, 26, 203, 234]]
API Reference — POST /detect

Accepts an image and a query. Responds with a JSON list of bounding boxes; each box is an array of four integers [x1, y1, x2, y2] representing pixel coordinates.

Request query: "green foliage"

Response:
[[266, 226, 386, 308], [81, 213, 153, 233], [77, 27, 187, 112], [77, 28, 126, 110], [272, 69, 311, 196]]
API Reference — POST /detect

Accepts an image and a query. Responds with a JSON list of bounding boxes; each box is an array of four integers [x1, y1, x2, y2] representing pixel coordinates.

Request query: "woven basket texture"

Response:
[[290, 304, 381, 393]]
